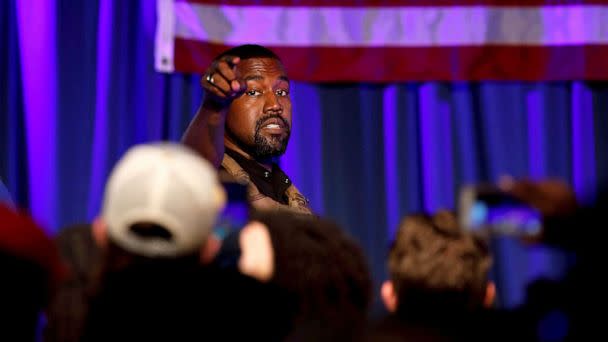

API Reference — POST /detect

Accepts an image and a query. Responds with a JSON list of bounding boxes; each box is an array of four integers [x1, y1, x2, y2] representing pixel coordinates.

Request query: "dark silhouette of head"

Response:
[[251, 210, 373, 341]]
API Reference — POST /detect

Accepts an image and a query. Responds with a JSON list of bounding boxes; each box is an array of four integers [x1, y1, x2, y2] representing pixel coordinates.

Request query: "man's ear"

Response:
[[484, 281, 496, 308], [381, 280, 398, 313], [92, 217, 108, 249]]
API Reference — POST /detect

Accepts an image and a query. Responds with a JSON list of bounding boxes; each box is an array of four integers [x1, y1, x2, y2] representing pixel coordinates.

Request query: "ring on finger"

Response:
[[206, 73, 215, 84]]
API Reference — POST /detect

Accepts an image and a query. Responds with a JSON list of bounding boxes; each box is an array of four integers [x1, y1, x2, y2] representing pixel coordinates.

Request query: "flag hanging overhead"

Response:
[[155, 0, 608, 82]]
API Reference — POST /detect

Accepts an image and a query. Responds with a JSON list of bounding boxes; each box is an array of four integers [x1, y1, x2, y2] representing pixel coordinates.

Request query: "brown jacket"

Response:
[[221, 153, 312, 215]]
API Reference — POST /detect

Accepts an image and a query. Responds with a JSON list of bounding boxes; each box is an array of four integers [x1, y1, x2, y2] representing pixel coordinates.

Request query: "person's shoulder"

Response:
[[462, 308, 536, 341]]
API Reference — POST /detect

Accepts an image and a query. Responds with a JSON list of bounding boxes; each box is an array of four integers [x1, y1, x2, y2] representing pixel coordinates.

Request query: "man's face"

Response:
[[225, 57, 292, 159]]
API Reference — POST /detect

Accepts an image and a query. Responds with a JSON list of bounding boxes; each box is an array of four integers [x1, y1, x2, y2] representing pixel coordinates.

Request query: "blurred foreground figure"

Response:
[[216, 210, 373, 341], [77, 143, 224, 341], [47, 143, 289, 341], [501, 178, 606, 341], [367, 210, 504, 341], [0, 205, 67, 341]]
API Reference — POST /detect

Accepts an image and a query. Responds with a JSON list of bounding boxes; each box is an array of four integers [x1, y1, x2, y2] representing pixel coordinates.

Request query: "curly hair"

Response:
[[388, 210, 492, 317]]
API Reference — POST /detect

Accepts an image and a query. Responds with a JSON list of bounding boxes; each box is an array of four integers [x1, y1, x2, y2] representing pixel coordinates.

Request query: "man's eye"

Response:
[[246, 90, 261, 96], [276, 89, 289, 97]]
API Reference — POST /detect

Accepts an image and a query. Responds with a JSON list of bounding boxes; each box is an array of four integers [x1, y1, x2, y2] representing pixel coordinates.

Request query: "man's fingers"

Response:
[[216, 62, 238, 87], [215, 55, 240, 83], [500, 177, 528, 198], [217, 59, 247, 95], [202, 80, 231, 99], [222, 55, 240, 68], [201, 65, 236, 99], [205, 73, 244, 99], [501, 178, 547, 211], [200, 56, 243, 103], [509, 179, 548, 208], [498, 174, 515, 192], [504, 178, 578, 216], [209, 73, 233, 93], [220, 56, 245, 93]]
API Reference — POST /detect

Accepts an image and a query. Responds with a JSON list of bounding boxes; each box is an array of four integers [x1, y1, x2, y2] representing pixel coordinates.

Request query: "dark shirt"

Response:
[[224, 148, 292, 205], [81, 263, 294, 341], [365, 311, 532, 342]]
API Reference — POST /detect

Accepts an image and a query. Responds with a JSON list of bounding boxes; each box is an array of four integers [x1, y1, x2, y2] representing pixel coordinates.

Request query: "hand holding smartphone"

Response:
[[458, 184, 543, 239], [211, 177, 251, 270], [213, 178, 250, 240]]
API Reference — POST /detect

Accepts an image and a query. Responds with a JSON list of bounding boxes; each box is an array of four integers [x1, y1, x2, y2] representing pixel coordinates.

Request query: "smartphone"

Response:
[[213, 180, 250, 240], [458, 184, 542, 238]]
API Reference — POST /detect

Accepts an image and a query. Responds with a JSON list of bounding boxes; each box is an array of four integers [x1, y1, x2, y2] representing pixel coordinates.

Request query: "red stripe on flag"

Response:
[[173, 39, 608, 81], [181, 0, 608, 7]]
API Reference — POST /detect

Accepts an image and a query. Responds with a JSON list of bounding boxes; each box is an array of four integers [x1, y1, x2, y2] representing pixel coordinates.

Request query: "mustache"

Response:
[[255, 114, 290, 132]]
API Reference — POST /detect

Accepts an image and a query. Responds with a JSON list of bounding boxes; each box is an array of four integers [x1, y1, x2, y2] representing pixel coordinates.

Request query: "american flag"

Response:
[[155, 0, 608, 81]]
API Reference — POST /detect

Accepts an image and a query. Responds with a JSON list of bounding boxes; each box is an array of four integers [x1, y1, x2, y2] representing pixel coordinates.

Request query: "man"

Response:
[[368, 210, 508, 341], [182, 44, 311, 214], [45, 142, 228, 341], [47, 142, 291, 341]]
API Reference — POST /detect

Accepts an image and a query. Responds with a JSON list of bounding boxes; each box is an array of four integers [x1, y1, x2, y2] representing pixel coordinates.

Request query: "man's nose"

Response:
[[263, 92, 283, 113]]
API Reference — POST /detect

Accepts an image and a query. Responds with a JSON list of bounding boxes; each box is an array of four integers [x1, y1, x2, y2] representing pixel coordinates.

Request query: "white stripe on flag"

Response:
[[173, 3, 608, 47]]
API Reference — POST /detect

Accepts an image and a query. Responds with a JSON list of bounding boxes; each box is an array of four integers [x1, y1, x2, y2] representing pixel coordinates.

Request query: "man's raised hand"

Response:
[[201, 55, 247, 107]]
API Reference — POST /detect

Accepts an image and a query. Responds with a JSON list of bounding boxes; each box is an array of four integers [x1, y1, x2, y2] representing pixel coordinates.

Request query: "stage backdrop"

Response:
[[2, 0, 608, 310]]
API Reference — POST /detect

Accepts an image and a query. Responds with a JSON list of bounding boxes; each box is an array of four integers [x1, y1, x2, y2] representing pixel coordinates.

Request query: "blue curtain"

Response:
[[2, 0, 607, 310], [0, 179, 12, 206]]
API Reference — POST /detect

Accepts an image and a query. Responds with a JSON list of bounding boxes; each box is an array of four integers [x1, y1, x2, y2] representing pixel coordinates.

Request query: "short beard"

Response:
[[251, 114, 291, 159]]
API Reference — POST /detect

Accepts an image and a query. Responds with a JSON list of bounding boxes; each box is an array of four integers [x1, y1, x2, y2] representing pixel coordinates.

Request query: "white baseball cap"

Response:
[[101, 143, 225, 258]]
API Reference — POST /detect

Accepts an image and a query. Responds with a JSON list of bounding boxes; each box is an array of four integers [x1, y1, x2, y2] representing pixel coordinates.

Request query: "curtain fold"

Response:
[[1, 0, 606, 309]]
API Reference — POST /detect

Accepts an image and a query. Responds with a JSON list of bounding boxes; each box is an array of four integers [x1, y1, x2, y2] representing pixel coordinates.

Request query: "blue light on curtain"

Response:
[[2, 0, 607, 310], [0, 0, 26, 208], [16, 0, 58, 230]]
